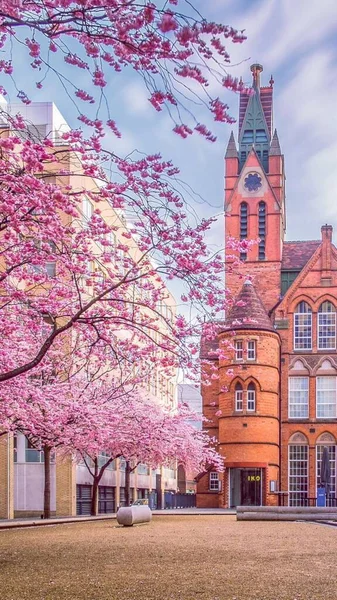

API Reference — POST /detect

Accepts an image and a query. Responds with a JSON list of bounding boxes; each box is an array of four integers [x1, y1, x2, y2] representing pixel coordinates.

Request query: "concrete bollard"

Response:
[[116, 505, 152, 527]]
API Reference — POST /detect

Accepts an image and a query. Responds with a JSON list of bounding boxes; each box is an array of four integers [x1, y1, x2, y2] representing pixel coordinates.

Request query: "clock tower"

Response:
[[225, 64, 286, 311]]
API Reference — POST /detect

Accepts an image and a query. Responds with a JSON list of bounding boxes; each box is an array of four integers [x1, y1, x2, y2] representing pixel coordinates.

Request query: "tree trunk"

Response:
[[43, 445, 51, 519], [90, 458, 99, 516], [125, 461, 131, 506]]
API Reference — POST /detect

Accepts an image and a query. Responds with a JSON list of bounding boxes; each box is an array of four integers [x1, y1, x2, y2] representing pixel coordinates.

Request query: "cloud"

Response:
[[121, 80, 151, 115]]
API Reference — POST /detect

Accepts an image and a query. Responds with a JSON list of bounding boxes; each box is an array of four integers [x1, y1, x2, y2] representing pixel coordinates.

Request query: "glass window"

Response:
[[240, 202, 248, 261], [242, 130, 254, 144], [247, 340, 256, 360], [235, 383, 243, 412], [294, 302, 312, 350], [289, 443, 308, 506], [235, 340, 243, 361], [256, 129, 268, 143], [289, 377, 309, 419], [316, 377, 337, 418], [281, 271, 300, 296], [209, 472, 219, 491], [82, 198, 93, 224], [316, 443, 336, 503], [258, 202, 266, 260], [247, 382, 256, 411], [318, 302, 336, 350]]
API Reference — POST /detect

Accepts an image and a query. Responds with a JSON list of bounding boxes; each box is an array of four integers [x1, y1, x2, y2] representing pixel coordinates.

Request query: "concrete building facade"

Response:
[[0, 100, 177, 518]]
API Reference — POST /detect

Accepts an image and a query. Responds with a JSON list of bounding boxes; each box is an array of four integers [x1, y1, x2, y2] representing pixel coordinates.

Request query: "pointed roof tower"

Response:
[[238, 64, 273, 173], [225, 131, 238, 158], [269, 129, 281, 156], [224, 280, 274, 332]]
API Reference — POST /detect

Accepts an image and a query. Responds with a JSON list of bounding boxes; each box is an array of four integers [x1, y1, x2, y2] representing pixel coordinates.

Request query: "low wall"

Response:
[[237, 506, 337, 521]]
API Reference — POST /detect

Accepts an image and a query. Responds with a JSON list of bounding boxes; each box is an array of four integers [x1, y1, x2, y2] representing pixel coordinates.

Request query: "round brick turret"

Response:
[[218, 280, 280, 507]]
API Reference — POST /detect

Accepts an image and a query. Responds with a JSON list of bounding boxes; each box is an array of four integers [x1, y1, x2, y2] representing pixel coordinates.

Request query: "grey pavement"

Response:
[[0, 508, 235, 530]]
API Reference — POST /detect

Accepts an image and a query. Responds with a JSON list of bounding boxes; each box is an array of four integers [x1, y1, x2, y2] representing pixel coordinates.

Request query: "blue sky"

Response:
[[4, 0, 337, 251]]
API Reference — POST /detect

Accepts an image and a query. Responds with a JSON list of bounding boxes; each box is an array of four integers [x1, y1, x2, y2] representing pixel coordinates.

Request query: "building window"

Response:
[[82, 198, 93, 224], [258, 201, 266, 260], [242, 130, 254, 144], [316, 377, 337, 419], [288, 377, 309, 419], [316, 435, 336, 503], [235, 383, 243, 411], [262, 149, 269, 172], [235, 340, 243, 361], [209, 472, 220, 491], [281, 271, 300, 296], [288, 441, 309, 507], [240, 202, 248, 261], [318, 301, 336, 350], [247, 340, 256, 360], [256, 129, 268, 143], [247, 382, 256, 411], [294, 301, 312, 350]]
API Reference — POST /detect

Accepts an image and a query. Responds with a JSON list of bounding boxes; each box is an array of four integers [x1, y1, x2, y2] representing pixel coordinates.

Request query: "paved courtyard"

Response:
[[1, 515, 337, 599]]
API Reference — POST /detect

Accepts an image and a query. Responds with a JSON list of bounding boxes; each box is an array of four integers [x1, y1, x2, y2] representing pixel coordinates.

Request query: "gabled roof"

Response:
[[223, 280, 274, 332], [281, 240, 321, 270]]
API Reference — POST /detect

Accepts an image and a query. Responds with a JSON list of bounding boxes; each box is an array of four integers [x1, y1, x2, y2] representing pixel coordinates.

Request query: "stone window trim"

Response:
[[233, 337, 258, 363], [233, 380, 258, 414]]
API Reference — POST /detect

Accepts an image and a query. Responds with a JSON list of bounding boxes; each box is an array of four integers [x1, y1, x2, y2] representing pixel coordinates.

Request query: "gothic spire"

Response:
[[225, 131, 238, 158], [269, 129, 281, 156]]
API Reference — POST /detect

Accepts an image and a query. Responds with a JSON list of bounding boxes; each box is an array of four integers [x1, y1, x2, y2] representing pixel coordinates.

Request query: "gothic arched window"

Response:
[[294, 301, 312, 350], [240, 202, 248, 261], [258, 201, 266, 260], [318, 301, 336, 350], [235, 383, 243, 412], [247, 382, 256, 412]]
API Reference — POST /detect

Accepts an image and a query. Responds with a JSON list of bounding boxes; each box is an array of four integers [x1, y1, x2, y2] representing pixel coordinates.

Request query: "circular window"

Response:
[[244, 172, 262, 193]]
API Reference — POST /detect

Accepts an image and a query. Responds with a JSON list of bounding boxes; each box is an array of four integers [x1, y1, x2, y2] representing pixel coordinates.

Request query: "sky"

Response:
[[3, 0, 337, 249]]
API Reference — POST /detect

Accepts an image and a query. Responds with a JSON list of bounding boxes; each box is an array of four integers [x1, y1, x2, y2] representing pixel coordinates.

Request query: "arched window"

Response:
[[235, 383, 243, 412], [258, 201, 266, 260], [294, 301, 312, 350], [318, 301, 336, 350], [247, 382, 256, 411], [316, 433, 336, 505], [288, 432, 309, 506], [240, 202, 248, 261]]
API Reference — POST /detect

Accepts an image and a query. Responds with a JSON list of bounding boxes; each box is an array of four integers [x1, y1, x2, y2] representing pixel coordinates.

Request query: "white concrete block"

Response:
[[116, 505, 152, 527]]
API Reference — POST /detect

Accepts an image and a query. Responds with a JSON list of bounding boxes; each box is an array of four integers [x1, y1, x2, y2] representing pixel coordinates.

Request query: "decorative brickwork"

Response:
[[198, 64, 337, 510]]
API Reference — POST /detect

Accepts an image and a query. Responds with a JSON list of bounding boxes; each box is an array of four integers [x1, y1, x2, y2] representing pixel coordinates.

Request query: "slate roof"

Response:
[[223, 280, 274, 332], [225, 131, 238, 158], [269, 129, 281, 155], [281, 240, 321, 270]]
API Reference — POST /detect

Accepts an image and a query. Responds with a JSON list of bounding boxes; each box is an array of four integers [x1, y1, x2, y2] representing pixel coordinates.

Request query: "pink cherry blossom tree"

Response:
[[0, 1, 247, 140], [2, 371, 222, 517]]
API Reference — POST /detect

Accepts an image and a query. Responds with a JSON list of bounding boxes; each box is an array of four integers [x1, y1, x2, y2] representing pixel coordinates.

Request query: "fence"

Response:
[[163, 492, 196, 509]]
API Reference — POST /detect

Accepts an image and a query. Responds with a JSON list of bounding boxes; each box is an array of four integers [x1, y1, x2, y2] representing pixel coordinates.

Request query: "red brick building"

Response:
[[197, 64, 337, 509]]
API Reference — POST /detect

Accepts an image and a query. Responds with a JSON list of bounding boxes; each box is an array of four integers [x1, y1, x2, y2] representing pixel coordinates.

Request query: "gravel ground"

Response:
[[1, 515, 337, 600]]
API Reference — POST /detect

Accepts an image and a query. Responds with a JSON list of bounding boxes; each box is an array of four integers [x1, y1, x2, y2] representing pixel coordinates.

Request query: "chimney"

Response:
[[321, 224, 333, 277]]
